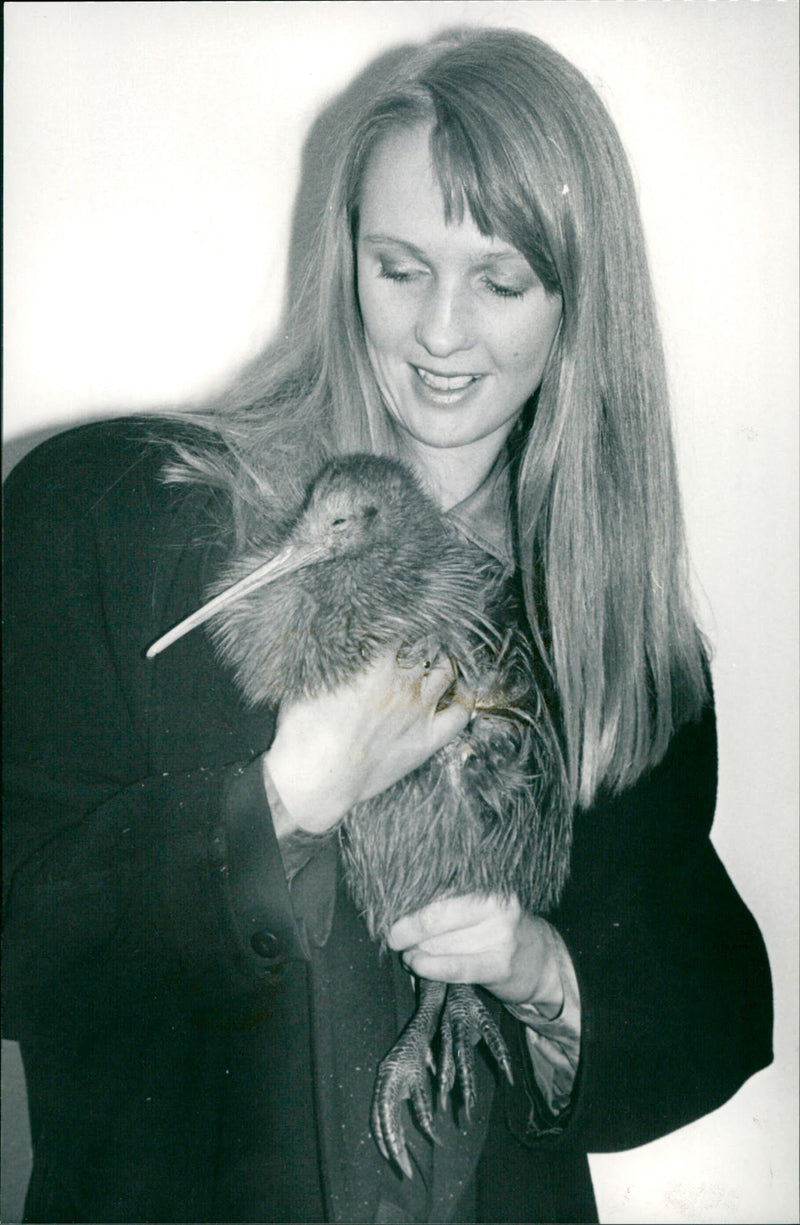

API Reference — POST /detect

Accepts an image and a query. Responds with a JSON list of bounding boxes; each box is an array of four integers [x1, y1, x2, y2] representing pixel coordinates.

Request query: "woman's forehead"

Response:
[[358, 124, 524, 262]]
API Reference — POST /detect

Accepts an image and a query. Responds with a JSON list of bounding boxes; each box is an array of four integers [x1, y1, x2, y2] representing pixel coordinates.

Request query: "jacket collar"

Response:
[[444, 453, 516, 574]]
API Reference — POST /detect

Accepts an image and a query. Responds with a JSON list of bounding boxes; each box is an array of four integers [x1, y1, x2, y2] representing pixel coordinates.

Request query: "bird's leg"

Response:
[[436, 996, 456, 1109], [371, 977, 446, 1179], [371, 979, 515, 1179], [440, 983, 514, 1121]]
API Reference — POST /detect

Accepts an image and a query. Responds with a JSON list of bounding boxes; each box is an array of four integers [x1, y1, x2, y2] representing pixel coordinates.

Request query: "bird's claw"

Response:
[[372, 1033, 438, 1180], [442, 983, 514, 1120], [371, 980, 447, 1178], [371, 980, 514, 1177], [436, 1002, 456, 1109]]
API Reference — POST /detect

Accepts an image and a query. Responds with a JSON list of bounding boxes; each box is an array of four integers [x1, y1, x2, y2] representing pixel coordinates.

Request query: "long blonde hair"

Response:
[[166, 27, 708, 807]]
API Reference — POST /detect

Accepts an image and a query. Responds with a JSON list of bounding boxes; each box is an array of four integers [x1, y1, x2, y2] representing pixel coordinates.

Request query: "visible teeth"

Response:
[[415, 368, 476, 391]]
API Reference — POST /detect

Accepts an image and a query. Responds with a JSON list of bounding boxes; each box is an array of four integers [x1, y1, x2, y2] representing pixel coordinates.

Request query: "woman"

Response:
[[2, 27, 772, 1224]]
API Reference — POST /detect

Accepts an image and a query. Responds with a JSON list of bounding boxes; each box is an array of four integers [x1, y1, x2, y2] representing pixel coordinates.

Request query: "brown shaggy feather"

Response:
[[206, 453, 572, 931]]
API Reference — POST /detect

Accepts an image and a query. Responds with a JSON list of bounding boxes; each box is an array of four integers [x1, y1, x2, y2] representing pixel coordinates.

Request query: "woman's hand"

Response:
[[263, 648, 471, 838], [387, 893, 566, 1014]]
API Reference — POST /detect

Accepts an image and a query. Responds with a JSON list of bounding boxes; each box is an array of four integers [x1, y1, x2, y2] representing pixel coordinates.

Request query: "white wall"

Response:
[[3, 3, 798, 1223]]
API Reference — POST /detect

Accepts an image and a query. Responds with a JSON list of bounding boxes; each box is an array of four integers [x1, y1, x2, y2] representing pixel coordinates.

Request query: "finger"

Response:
[[413, 921, 509, 956], [387, 893, 495, 951], [395, 637, 442, 671], [427, 698, 471, 751], [376, 644, 451, 705], [420, 653, 456, 706], [387, 648, 465, 724], [413, 897, 519, 956], [402, 948, 511, 987], [401, 950, 481, 984]]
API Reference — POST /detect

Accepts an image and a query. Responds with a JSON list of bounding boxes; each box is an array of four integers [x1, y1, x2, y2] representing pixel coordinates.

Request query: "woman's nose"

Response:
[[414, 281, 474, 356]]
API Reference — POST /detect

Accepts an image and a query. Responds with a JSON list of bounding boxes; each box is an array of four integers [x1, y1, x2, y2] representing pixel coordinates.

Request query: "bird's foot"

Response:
[[437, 983, 514, 1120], [371, 978, 447, 1179], [371, 980, 514, 1178]]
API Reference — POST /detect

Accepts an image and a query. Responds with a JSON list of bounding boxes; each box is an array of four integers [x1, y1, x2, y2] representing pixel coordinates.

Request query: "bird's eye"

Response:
[[331, 517, 347, 527], [362, 506, 378, 520]]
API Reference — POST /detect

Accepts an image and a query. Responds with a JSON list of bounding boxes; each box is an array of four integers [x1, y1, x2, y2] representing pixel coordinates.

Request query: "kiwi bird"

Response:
[[147, 454, 571, 1178]]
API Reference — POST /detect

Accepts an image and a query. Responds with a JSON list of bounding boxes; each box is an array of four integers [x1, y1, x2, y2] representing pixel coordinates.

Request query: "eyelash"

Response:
[[378, 266, 418, 284], [483, 278, 526, 300], [377, 263, 527, 301]]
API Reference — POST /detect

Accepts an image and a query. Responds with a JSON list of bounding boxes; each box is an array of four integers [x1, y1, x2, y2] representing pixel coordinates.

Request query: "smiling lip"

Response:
[[412, 366, 482, 392]]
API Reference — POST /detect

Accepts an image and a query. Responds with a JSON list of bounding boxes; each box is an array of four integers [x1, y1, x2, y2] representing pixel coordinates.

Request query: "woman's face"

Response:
[[356, 124, 562, 475]]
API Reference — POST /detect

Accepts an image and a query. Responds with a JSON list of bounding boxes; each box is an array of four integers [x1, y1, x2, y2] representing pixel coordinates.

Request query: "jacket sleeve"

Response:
[[498, 698, 774, 1153], [1, 426, 306, 1046]]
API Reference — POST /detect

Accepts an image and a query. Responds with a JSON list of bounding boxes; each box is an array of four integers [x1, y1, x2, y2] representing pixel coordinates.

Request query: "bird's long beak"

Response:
[[146, 541, 327, 658]]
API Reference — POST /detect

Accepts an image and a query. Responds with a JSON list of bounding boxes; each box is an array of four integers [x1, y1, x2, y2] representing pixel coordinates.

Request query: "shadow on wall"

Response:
[[207, 39, 421, 408], [0, 42, 422, 482], [286, 42, 417, 304]]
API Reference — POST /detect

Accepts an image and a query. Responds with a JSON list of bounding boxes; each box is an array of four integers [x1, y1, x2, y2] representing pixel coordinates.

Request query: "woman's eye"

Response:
[[482, 277, 527, 300], [378, 260, 423, 284]]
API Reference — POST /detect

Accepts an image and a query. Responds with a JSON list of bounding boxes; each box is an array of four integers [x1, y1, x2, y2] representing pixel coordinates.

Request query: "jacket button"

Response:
[[250, 929, 284, 964]]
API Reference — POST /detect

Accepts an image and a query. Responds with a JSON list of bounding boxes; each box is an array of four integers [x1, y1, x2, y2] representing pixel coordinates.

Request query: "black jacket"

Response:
[[2, 419, 773, 1223]]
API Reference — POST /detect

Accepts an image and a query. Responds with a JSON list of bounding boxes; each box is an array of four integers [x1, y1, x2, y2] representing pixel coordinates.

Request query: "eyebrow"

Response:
[[360, 233, 529, 271]]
